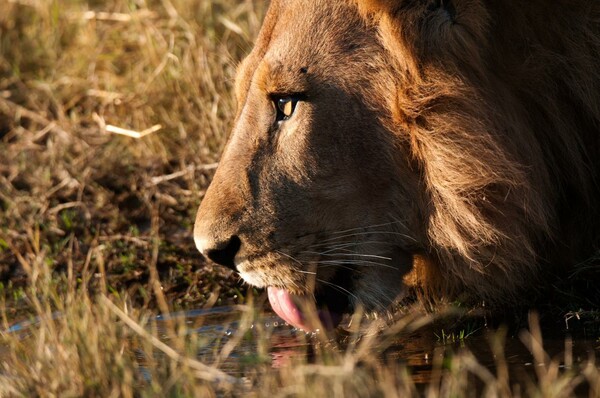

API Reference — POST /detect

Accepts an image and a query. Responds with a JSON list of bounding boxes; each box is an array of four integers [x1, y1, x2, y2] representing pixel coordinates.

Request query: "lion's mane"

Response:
[[358, 0, 600, 303]]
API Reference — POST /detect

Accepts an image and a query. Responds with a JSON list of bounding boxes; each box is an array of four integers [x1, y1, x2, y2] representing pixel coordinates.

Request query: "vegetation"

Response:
[[0, 0, 598, 396], [0, 0, 263, 312]]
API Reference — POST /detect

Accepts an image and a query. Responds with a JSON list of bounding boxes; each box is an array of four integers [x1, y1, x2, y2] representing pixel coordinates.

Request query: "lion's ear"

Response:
[[356, 0, 489, 73], [355, 0, 398, 16], [355, 0, 457, 20]]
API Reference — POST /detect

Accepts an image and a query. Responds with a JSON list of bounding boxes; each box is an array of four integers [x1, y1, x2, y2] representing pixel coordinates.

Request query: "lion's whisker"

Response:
[[302, 249, 393, 261], [323, 253, 392, 261], [316, 278, 360, 302], [296, 270, 317, 275], [275, 249, 305, 266], [307, 240, 396, 251], [317, 260, 398, 270], [305, 244, 360, 254], [327, 221, 406, 236], [275, 274, 301, 292], [317, 248, 355, 255], [316, 264, 357, 272], [319, 231, 417, 244], [302, 247, 392, 261], [276, 250, 318, 278]]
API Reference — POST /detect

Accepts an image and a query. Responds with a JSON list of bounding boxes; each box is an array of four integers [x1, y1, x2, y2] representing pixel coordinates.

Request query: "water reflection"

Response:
[[153, 306, 599, 386]]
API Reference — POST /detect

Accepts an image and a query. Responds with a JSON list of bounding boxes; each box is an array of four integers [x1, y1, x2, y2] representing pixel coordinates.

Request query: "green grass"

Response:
[[435, 327, 479, 345], [0, 0, 599, 396]]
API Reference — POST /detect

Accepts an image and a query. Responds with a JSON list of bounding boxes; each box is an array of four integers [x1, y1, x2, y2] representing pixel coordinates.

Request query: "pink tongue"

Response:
[[267, 287, 343, 331], [267, 287, 311, 331]]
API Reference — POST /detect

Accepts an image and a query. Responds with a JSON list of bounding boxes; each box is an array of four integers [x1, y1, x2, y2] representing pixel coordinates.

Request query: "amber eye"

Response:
[[274, 97, 299, 122]]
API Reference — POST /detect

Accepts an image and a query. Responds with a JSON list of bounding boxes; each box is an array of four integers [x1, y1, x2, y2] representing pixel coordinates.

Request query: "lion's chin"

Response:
[[267, 286, 347, 332]]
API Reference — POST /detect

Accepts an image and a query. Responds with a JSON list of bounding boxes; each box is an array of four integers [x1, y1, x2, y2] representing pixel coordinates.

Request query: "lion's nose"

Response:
[[201, 235, 241, 271]]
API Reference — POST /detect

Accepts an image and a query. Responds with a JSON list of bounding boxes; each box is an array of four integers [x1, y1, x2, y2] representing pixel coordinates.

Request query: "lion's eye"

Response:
[[274, 97, 299, 122]]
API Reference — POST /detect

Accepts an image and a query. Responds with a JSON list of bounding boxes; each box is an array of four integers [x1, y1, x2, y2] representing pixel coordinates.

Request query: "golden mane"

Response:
[[356, 0, 600, 302]]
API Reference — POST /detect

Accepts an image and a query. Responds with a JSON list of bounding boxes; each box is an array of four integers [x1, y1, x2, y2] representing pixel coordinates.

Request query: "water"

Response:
[[153, 306, 317, 372], [6, 305, 598, 388], [152, 306, 600, 386]]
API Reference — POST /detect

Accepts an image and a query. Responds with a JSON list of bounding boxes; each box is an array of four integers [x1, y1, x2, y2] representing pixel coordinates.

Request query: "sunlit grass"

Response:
[[1, 248, 598, 397]]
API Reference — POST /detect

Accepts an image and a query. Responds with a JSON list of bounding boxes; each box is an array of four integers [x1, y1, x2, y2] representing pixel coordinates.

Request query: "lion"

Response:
[[194, 0, 600, 331]]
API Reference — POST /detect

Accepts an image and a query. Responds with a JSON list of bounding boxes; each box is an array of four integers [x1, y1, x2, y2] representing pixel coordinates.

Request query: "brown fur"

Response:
[[194, 0, 600, 313]]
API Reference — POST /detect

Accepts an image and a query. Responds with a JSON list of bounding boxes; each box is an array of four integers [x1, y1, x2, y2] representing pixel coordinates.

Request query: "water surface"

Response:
[[154, 306, 599, 387]]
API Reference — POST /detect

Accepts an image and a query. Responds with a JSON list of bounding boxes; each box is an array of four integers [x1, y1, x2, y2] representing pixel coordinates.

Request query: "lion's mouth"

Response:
[[267, 270, 351, 331]]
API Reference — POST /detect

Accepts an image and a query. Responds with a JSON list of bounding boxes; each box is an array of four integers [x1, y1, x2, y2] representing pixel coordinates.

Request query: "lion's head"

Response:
[[194, 0, 600, 330]]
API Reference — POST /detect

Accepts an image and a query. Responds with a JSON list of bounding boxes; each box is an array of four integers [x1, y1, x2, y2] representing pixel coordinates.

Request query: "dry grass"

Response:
[[0, 0, 268, 311], [0, 0, 599, 396], [0, 250, 598, 397]]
